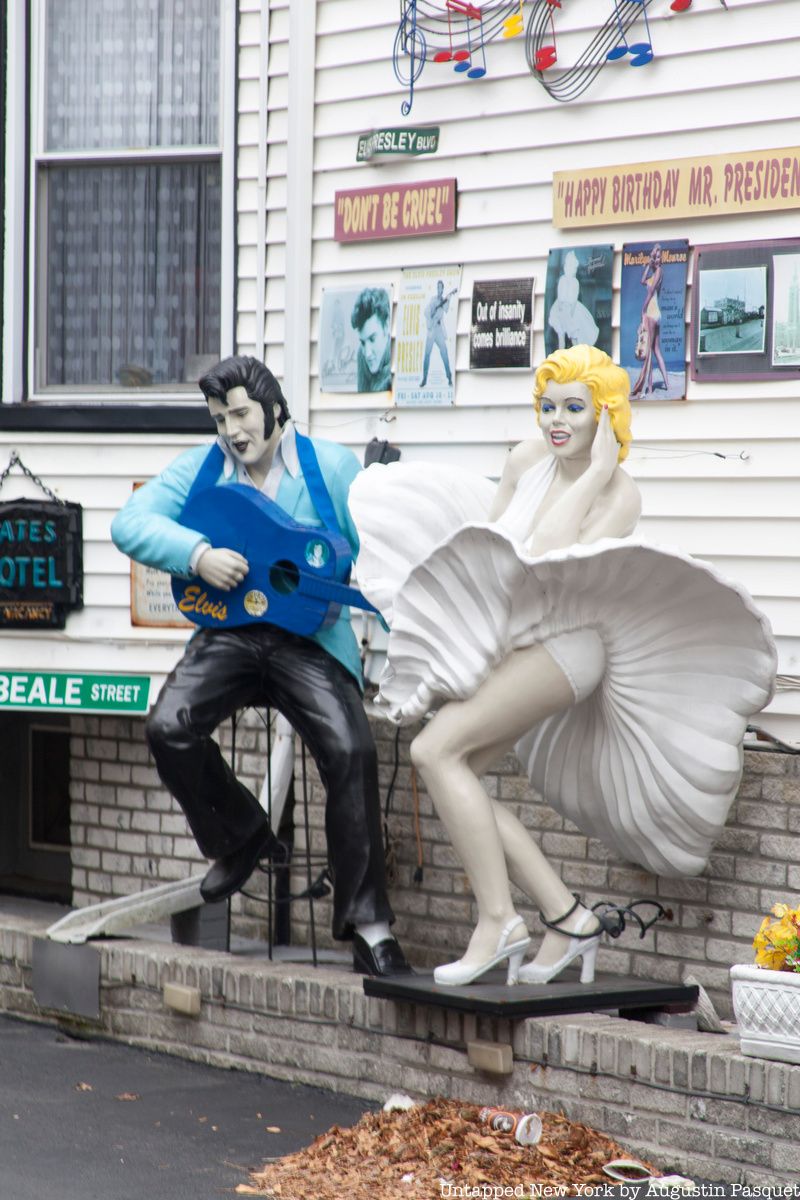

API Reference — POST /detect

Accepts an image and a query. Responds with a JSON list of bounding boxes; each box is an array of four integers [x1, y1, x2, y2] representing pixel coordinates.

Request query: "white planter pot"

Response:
[[730, 963, 800, 1064]]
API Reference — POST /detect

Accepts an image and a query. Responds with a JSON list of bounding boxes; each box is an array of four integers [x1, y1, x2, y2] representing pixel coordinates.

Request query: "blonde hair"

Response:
[[533, 345, 632, 462]]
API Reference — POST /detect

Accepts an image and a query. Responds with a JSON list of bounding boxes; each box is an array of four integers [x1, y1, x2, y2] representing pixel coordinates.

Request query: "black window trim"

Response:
[[0, 403, 217, 433]]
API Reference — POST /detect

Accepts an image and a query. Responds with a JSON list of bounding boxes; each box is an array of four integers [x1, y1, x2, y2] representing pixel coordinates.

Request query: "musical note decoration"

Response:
[[393, 1, 428, 116], [392, 0, 699, 114], [503, 0, 524, 38], [524, 0, 687, 103], [533, 0, 560, 69], [607, 0, 653, 66], [392, 1, 524, 114]]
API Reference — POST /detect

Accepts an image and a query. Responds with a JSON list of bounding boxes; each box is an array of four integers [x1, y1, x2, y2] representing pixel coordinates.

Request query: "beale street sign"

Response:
[[0, 671, 151, 713]]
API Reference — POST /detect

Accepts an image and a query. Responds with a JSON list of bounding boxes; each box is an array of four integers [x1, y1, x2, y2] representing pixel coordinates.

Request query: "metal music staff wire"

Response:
[[525, 0, 657, 103]]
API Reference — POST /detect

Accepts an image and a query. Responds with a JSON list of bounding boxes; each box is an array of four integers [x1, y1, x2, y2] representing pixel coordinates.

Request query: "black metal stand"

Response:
[[234, 707, 331, 966]]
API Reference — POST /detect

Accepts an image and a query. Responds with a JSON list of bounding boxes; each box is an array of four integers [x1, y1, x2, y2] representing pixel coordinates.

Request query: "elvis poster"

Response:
[[394, 265, 461, 407], [319, 283, 393, 394]]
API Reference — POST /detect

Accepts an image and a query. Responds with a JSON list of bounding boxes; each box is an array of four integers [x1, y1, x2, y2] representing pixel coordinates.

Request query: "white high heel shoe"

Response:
[[433, 917, 531, 987], [517, 903, 602, 985]]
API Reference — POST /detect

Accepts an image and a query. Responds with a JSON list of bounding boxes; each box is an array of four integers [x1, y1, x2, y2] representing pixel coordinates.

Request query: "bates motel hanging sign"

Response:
[[0, 499, 84, 628]]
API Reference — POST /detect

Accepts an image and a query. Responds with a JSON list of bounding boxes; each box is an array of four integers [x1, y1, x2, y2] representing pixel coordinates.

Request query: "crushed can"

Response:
[[478, 1106, 543, 1146]]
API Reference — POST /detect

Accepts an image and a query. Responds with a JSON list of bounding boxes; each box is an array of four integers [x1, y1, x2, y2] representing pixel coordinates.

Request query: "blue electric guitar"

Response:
[[170, 437, 379, 636]]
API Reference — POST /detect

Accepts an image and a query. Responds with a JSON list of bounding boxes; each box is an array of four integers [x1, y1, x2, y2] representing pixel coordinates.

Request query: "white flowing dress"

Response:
[[349, 458, 777, 879]]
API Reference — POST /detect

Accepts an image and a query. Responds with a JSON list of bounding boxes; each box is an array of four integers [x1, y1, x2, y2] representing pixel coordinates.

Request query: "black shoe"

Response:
[[200, 825, 278, 903], [352, 933, 414, 977]]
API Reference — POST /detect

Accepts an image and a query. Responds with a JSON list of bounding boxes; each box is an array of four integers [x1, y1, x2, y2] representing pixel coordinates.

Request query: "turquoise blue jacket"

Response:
[[111, 437, 364, 686]]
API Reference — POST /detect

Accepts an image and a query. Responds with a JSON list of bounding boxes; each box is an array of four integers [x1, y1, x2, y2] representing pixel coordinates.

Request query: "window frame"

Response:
[[1, 0, 236, 433]]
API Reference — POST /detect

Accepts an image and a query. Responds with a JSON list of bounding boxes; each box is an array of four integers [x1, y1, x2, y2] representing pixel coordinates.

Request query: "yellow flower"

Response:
[[752, 903, 800, 973]]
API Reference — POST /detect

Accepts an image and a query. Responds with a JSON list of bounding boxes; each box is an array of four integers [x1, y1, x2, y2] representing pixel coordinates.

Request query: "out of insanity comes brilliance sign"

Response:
[[334, 179, 456, 242], [553, 147, 800, 228]]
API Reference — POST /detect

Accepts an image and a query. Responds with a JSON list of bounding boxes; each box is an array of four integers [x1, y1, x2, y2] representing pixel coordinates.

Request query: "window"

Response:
[[30, 725, 71, 849], [0, 715, 71, 903], [30, 0, 229, 398]]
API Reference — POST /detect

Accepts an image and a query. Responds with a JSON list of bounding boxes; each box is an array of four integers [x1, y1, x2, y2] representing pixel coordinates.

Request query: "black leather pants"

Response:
[[146, 625, 394, 940]]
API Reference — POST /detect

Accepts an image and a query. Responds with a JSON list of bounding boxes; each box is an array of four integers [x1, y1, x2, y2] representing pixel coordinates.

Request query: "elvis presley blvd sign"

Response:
[[553, 146, 800, 228], [356, 126, 439, 162]]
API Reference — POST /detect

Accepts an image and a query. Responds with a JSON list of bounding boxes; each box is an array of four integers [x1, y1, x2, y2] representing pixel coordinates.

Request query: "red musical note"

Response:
[[535, 0, 559, 70], [454, 15, 473, 70], [433, 15, 454, 60], [446, 0, 482, 18], [444, 0, 484, 72]]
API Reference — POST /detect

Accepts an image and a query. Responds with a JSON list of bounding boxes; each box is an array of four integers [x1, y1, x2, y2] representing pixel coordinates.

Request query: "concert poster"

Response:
[[470, 278, 535, 370], [319, 283, 393, 394], [543, 245, 613, 359], [395, 264, 462, 407], [620, 239, 689, 401]]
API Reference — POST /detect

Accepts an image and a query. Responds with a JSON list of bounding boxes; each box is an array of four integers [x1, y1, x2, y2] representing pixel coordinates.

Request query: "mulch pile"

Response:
[[236, 1098, 656, 1198]]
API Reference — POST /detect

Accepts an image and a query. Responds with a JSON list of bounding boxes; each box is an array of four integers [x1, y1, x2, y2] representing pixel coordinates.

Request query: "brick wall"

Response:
[[1, 910, 798, 1186], [69, 712, 800, 1020]]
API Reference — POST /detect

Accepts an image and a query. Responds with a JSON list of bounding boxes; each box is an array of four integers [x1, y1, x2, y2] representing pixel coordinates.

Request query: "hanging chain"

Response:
[[0, 451, 65, 505]]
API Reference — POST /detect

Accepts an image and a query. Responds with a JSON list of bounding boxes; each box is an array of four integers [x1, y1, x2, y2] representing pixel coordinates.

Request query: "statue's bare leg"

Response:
[[467, 744, 602, 969], [411, 642, 584, 969]]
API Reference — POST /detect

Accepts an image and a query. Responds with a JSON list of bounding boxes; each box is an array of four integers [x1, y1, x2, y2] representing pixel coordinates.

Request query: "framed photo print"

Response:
[[620, 240, 689, 401], [320, 283, 393, 394], [691, 240, 800, 382], [544, 245, 613, 358]]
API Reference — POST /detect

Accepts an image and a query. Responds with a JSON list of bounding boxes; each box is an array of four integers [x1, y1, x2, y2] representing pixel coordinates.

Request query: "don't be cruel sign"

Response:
[[334, 179, 457, 242]]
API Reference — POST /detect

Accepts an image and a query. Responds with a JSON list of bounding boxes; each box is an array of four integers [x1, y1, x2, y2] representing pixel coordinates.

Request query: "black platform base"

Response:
[[363, 968, 698, 1019]]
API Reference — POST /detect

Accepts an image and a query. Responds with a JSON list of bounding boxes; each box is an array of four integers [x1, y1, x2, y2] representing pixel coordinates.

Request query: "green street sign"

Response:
[[356, 126, 439, 163], [0, 671, 150, 712]]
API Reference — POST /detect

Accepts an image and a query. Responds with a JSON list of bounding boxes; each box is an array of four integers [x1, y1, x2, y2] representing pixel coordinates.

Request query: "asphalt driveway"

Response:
[[0, 1013, 374, 1200]]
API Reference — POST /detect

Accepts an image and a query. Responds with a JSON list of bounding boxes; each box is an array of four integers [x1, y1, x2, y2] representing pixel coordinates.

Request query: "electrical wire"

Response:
[[411, 766, 424, 884], [629, 446, 751, 461]]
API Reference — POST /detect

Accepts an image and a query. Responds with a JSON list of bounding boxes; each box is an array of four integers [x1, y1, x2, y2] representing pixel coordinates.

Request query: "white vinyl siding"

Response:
[[289, 0, 799, 739], [3, 0, 799, 742]]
